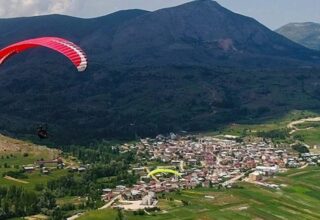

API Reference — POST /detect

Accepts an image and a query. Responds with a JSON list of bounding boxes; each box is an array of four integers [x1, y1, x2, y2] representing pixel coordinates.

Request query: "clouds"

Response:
[[0, 0, 73, 18], [0, 0, 188, 18]]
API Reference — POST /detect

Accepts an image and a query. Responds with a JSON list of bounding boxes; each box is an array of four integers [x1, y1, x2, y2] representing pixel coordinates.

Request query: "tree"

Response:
[[292, 144, 309, 154], [115, 208, 125, 220], [38, 190, 56, 210], [51, 207, 64, 220]]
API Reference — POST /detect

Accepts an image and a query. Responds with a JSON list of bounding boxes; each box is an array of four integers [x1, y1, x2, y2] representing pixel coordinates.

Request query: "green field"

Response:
[[0, 153, 69, 191], [293, 128, 320, 148], [0, 135, 70, 191], [215, 110, 318, 136], [0, 169, 69, 191], [204, 110, 320, 150], [79, 167, 320, 220]]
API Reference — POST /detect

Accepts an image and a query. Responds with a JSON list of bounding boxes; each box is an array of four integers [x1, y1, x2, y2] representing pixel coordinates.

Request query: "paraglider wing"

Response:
[[0, 37, 87, 72], [148, 169, 181, 177]]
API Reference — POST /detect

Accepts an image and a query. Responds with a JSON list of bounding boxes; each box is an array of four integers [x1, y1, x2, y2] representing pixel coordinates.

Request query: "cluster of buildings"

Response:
[[22, 157, 90, 175], [102, 134, 308, 209], [22, 157, 65, 174], [300, 153, 320, 166]]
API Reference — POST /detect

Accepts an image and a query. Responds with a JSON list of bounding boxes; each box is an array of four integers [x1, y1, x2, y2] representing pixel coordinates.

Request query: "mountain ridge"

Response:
[[0, 0, 320, 144], [276, 22, 320, 51]]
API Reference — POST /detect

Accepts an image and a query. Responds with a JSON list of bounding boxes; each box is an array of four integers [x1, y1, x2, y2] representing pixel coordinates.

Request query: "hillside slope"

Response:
[[0, 133, 58, 156], [0, 1, 320, 144]]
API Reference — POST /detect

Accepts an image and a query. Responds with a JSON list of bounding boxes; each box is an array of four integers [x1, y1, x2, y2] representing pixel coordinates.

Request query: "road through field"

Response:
[[4, 175, 29, 184], [98, 195, 121, 210], [287, 117, 320, 134]]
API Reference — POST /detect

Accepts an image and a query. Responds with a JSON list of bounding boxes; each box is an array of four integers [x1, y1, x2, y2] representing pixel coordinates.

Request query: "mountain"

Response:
[[0, 0, 320, 144], [108, 0, 319, 67], [276, 22, 320, 51]]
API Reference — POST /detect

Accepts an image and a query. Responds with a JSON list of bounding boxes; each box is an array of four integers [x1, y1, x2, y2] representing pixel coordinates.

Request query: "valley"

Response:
[[1, 111, 319, 219], [0, 1, 320, 220], [0, 0, 320, 145]]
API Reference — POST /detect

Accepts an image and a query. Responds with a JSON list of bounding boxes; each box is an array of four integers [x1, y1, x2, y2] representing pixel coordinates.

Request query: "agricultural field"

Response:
[[0, 134, 69, 191], [216, 110, 318, 136], [293, 127, 320, 148], [79, 167, 320, 220], [0, 169, 69, 191], [206, 110, 320, 152]]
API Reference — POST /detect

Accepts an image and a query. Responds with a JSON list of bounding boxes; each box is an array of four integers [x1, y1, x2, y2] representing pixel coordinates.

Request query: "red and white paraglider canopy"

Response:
[[0, 37, 87, 72]]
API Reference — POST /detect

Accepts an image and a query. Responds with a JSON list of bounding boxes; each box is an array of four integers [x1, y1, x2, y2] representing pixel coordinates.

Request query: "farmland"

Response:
[[79, 167, 320, 220], [0, 134, 69, 190]]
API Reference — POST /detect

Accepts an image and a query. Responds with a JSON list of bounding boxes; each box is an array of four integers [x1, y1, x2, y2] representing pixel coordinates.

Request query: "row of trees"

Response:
[[0, 186, 55, 219]]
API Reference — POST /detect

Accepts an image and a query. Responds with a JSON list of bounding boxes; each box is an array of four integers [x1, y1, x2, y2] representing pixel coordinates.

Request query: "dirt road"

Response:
[[287, 117, 320, 134], [4, 175, 29, 184], [98, 195, 121, 210]]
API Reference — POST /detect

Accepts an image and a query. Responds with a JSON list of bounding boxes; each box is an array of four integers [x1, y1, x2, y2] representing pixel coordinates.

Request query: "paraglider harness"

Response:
[[37, 124, 49, 139]]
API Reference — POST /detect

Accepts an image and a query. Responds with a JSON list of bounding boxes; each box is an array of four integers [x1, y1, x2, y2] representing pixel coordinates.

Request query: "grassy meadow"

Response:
[[0, 134, 69, 191]]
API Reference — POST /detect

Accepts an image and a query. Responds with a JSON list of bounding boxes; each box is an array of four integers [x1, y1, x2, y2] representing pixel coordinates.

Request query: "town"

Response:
[[96, 133, 320, 212]]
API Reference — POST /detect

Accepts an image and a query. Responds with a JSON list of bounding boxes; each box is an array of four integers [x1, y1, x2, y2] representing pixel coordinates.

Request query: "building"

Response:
[[249, 171, 262, 181], [23, 166, 35, 173], [256, 165, 279, 176], [141, 192, 156, 206]]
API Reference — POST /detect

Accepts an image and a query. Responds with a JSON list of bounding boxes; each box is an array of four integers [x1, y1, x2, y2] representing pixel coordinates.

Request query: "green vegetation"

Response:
[[2, 111, 320, 219], [295, 121, 320, 129], [80, 167, 320, 220], [0, 134, 142, 219], [210, 110, 320, 151], [78, 209, 117, 220], [292, 144, 310, 153], [0, 186, 56, 219], [0, 169, 68, 191], [0, 150, 67, 191], [218, 110, 318, 136], [293, 128, 320, 147]]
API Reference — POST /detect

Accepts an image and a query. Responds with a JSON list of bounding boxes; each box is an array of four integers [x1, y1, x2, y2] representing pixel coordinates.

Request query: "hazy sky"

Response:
[[0, 0, 319, 29]]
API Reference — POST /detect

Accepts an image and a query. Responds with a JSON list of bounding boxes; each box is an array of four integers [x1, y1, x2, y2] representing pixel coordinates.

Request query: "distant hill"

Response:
[[276, 22, 320, 51], [0, 0, 320, 144]]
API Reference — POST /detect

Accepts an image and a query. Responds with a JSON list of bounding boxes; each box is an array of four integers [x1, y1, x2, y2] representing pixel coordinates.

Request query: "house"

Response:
[[249, 171, 262, 181], [23, 166, 35, 173], [141, 192, 156, 206], [132, 167, 146, 175], [256, 165, 279, 176], [41, 167, 50, 175], [102, 188, 112, 194], [187, 159, 197, 166], [116, 185, 126, 191], [78, 167, 86, 172]]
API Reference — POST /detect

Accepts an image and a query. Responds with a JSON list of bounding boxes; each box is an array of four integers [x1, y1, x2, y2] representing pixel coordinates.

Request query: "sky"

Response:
[[0, 0, 319, 29]]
